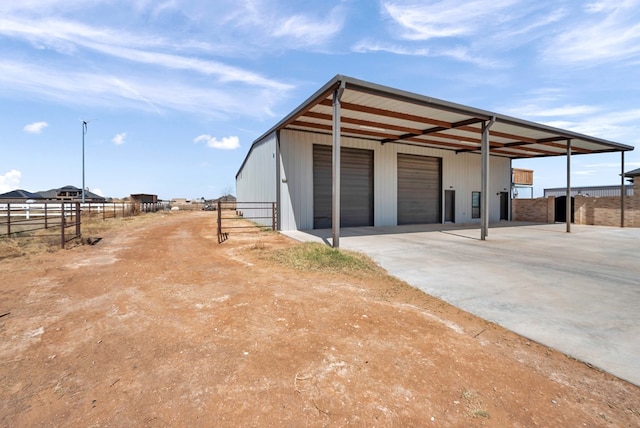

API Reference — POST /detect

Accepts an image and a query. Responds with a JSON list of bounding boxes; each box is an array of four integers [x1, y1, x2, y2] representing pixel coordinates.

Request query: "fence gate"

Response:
[[217, 201, 277, 243]]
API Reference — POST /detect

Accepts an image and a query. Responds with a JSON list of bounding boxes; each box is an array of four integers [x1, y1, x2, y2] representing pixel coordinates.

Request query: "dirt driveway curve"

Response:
[[1, 211, 639, 426]]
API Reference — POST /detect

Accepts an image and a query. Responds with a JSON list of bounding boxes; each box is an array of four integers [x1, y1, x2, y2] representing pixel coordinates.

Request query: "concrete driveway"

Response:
[[284, 222, 640, 386]]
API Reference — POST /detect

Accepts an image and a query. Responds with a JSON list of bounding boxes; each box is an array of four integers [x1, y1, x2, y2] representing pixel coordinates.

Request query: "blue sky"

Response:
[[1, 0, 639, 200]]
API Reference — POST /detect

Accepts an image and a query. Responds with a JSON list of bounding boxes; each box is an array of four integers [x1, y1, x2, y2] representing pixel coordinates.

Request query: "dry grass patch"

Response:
[[0, 211, 167, 260], [267, 242, 381, 276]]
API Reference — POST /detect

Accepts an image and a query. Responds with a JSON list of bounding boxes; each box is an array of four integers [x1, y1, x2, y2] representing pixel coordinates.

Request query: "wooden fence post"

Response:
[[272, 202, 276, 231], [75, 202, 81, 238], [44, 203, 48, 229], [217, 200, 222, 243], [7, 203, 10, 236], [61, 210, 65, 249]]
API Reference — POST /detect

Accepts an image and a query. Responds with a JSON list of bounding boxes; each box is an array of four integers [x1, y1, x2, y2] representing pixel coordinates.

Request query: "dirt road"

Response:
[[1, 211, 638, 426]]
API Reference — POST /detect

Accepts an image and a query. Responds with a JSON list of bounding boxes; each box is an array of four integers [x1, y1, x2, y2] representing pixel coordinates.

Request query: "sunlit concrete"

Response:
[[284, 222, 640, 386]]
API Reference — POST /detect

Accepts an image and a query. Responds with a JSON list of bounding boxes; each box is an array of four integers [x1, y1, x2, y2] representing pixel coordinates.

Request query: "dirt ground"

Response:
[[1, 211, 639, 427]]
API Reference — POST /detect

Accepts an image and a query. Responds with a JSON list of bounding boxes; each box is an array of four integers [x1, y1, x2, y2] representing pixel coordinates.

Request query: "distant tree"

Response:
[[220, 185, 235, 198]]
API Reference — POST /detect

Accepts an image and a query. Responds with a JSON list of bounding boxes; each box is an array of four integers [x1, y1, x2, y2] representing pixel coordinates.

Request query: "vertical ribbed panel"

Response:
[[279, 130, 314, 230], [235, 133, 276, 226], [277, 129, 511, 229]]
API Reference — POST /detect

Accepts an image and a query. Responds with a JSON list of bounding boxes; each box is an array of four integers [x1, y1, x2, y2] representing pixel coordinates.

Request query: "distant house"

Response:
[[624, 168, 640, 183], [0, 185, 105, 202], [37, 185, 106, 202], [0, 189, 43, 202]]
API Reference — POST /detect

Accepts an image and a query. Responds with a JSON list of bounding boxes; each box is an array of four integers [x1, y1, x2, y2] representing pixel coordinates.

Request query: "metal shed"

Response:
[[236, 75, 633, 247]]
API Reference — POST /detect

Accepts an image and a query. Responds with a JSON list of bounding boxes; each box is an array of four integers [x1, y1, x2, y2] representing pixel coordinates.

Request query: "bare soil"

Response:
[[1, 211, 639, 426]]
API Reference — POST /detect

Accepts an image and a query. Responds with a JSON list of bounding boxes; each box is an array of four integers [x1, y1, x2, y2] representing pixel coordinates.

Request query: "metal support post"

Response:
[[480, 117, 496, 240], [331, 81, 345, 248], [566, 139, 572, 233], [621, 151, 625, 228]]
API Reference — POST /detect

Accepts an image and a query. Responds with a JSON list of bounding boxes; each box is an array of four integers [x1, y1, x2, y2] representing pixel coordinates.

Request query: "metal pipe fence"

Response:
[[217, 201, 277, 243], [0, 201, 164, 249], [0, 202, 82, 248]]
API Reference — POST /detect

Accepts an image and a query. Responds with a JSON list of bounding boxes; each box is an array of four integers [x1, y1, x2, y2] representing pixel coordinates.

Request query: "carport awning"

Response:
[[270, 75, 633, 159]]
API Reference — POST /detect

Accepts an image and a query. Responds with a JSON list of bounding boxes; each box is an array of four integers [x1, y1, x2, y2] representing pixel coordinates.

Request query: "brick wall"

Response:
[[574, 195, 639, 227], [513, 193, 640, 227], [512, 197, 555, 223]]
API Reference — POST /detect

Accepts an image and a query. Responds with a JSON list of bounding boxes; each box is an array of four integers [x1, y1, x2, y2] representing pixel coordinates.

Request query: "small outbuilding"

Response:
[[130, 194, 158, 204], [236, 75, 633, 246]]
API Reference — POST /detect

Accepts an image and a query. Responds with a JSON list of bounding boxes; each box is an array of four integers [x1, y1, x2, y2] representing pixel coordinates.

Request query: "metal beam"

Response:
[[481, 117, 496, 240], [621, 151, 625, 228], [332, 81, 345, 248], [566, 139, 572, 233]]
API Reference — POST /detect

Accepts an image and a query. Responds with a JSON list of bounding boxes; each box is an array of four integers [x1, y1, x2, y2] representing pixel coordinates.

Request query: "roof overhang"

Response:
[[238, 75, 633, 177]]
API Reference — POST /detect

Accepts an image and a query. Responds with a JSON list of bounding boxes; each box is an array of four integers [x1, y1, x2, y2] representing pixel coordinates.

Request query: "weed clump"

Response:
[[270, 242, 378, 275]]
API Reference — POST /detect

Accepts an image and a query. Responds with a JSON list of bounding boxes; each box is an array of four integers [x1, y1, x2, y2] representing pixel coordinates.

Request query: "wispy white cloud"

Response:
[[92, 188, 104, 196], [0, 60, 284, 118], [0, 169, 21, 193], [23, 121, 48, 133], [370, 0, 567, 68], [544, 0, 640, 65], [506, 104, 602, 118], [584, 161, 640, 168], [271, 9, 345, 47], [194, 134, 240, 150], [500, 91, 640, 145], [112, 132, 127, 145], [352, 40, 430, 56], [0, 17, 292, 91], [381, 0, 520, 41], [352, 40, 506, 68], [222, 1, 346, 49]]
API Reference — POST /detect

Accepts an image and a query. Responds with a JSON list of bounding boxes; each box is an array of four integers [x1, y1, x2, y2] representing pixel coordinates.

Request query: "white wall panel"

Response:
[[279, 131, 313, 230], [235, 133, 277, 226], [277, 129, 512, 230]]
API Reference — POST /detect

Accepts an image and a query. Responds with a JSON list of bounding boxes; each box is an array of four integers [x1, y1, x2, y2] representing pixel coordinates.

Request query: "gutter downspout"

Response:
[[332, 81, 346, 248]]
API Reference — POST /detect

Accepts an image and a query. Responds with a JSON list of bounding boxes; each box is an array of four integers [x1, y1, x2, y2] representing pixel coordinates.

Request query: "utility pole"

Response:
[[82, 120, 89, 203]]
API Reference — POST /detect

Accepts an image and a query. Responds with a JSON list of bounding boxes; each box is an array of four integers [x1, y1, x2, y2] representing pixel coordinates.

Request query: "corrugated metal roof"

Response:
[[544, 185, 634, 197], [237, 75, 634, 177], [624, 167, 640, 177]]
